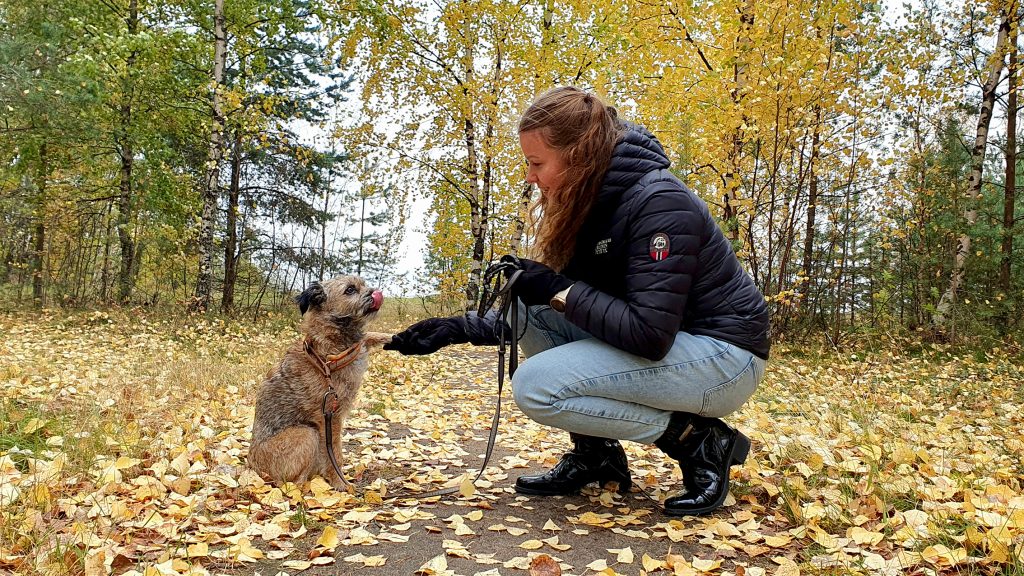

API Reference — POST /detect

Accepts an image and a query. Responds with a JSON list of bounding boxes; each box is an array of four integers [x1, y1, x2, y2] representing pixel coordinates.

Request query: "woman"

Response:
[[385, 86, 770, 516]]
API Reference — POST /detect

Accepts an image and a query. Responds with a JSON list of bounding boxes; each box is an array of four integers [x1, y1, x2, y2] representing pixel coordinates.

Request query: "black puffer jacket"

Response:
[[466, 123, 770, 361], [557, 123, 770, 361]]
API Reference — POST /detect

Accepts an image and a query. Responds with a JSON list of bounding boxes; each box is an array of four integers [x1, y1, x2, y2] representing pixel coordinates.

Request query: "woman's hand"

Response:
[[502, 256, 574, 306], [383, 317, 469, 355]]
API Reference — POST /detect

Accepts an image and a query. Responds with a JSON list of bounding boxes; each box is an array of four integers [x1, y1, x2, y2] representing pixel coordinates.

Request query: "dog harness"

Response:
[[303, 337, 365, 486], [303, 338, 364, 378]]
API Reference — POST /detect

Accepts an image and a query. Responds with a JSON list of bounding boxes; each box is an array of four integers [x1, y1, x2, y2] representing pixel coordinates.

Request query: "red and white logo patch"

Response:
[[649, 233, 670, 261]]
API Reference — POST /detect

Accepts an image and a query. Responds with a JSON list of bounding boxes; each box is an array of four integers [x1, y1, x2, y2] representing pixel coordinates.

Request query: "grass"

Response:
[[0, 401, 99, 575], [0, 400, 51, 471], [365, 399, 388, 418], [3, 310, 1024, 574], [0, 311, 289, 575], [289, 503, 319, 531]]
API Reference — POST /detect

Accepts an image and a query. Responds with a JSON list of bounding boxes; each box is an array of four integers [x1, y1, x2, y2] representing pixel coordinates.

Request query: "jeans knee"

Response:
[[512, 363, 555, 421]]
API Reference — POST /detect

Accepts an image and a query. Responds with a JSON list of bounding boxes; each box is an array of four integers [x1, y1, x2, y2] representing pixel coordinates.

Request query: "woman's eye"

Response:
[[345, 286, 357, 295]]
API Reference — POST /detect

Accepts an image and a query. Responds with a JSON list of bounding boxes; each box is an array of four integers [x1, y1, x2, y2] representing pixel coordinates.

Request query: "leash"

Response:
[[323, 390, 349, 490], [477, 261, 666, 510], [308, 276, 683, 511], [386, 259, 524, 500], [307, 338, 365, 490], [311, 267, 663, 509]]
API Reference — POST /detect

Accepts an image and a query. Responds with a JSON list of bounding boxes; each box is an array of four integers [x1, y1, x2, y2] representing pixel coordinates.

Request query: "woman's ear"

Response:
[[295, 282, 327, 315]]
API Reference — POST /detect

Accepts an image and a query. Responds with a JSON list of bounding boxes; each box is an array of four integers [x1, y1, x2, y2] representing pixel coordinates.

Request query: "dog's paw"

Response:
[[363, 331, 393, 351], [330, 475, 354, 493]]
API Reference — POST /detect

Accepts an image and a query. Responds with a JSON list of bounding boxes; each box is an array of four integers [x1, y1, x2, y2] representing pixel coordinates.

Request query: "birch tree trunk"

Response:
[[999, 18, 1017, 322], [221, 126, 242, 313], [511, 182, 532, 255], [722, 0, 755, 246], [932, 8, 1011, 328], [116, 0, 139, 304], [32, 144, 48, 306], [193, 0, 227, 312], [462, 5, 486, 311], [801, 106, 822, 308], [511, 0, 555, 254]]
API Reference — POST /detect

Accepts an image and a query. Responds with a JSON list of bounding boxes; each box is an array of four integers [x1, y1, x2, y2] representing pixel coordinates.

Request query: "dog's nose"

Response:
[[370, 290, 383, 311]]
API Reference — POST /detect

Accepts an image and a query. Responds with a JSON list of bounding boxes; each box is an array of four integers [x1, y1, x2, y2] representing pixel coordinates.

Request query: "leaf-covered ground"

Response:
[[1, 311, 1023, 576]]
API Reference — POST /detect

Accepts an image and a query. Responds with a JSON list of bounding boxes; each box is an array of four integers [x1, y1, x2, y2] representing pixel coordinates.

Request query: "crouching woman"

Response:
[[386, 86, 770, 516]]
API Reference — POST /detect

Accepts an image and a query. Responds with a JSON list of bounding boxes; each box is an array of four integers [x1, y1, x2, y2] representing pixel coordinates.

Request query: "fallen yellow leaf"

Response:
[[608, 547, 634, 564], [459, 474, 476, 498], [316, 525, 340, 550]]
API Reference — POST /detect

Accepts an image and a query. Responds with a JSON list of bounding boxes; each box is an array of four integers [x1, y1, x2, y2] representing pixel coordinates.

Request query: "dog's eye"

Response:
[[344, 285, 357, 295]]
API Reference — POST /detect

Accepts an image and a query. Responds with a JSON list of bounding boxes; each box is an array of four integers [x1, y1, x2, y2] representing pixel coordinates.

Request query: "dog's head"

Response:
[[296, 275, 383, 340]]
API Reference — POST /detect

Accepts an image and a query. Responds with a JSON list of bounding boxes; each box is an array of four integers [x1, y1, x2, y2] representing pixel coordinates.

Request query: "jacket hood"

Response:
[[598, 122, 671, 204]]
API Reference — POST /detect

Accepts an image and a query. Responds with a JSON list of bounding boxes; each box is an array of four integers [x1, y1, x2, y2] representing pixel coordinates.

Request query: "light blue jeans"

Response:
[[510, 303, 766, 445]]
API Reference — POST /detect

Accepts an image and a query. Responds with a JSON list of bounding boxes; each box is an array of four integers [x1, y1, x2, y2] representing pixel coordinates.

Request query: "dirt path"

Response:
[[229, 347, 771, 576]]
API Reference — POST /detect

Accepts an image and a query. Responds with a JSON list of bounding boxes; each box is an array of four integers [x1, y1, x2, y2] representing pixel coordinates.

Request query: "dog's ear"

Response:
[[296, 282, 327, 315]]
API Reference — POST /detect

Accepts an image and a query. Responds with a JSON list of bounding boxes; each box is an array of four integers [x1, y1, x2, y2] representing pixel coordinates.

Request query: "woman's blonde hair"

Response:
[[519, 86, 623, 271]]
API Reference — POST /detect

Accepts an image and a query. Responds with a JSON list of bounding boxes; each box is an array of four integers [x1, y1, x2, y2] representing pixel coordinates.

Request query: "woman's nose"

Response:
[[525, 171, 538, 184]]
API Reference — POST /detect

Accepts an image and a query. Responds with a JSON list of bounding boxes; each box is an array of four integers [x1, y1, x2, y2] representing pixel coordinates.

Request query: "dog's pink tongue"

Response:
[[371, 290, 383, 311]]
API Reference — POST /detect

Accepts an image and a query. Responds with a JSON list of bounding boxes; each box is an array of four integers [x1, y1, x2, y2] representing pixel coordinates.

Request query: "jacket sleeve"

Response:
[[564, 183, 704, 360], [461, 309, 510, 346]]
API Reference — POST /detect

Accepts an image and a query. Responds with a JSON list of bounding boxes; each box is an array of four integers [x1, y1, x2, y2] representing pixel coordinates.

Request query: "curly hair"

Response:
[[519, 86, 624, 271]]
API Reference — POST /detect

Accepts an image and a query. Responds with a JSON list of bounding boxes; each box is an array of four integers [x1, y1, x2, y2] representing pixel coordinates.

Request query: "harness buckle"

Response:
[[322, 389, 340, 415]]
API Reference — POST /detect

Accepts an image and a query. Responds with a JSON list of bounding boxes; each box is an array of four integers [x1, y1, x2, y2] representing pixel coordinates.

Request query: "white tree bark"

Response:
[[193, 0, 227, 311], [933, 8, 1011, 328]]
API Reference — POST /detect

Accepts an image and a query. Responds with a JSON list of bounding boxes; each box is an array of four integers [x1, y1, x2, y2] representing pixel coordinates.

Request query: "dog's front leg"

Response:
[[363, 331, 393, 351]]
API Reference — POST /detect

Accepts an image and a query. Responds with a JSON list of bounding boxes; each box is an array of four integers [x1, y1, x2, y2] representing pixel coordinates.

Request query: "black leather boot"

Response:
[[515, 433, 632, 496], [654, 412, 750, 516]]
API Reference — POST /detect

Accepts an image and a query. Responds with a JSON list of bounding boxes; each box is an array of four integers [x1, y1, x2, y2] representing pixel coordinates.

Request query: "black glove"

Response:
[[383, 317, 470, 355], [384, 312, 508, 355], [501, 256, 574, 306]]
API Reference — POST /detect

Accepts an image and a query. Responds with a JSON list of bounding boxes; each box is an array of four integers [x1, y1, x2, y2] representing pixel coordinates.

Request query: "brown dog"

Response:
[[248, 275, 391, 491]]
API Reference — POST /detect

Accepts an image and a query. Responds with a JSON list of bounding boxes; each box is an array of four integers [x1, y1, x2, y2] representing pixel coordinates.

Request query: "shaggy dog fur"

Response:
[[248, 276, 390, 490]]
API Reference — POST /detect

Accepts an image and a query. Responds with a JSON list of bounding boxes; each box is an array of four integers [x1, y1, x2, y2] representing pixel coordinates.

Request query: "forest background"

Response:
[[4, 1, 1024, 575], [1, 0, 1023, 347]]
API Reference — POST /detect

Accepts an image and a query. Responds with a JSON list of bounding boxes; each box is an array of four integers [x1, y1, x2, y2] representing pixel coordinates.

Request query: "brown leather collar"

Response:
[[303, 337, 364, 379]]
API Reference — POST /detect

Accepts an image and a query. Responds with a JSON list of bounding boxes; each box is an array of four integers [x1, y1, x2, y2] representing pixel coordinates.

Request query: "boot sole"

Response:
[[664, 431, 751, 516], [514, 474, 633, 496]]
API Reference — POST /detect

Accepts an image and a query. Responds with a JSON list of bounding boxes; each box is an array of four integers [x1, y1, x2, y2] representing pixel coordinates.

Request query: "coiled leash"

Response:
[[472, 261, 661, 510], [308, 338, 365, 491], [385, 258, 524, 500], [466, 261, 658, 509]]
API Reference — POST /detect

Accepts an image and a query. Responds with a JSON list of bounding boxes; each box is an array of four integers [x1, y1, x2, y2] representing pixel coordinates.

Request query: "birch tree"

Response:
[[999, 13, 1018, 327], [337, 0, 542, 307], [932, 2, 1013, 328], [193, 0, 227, 312]]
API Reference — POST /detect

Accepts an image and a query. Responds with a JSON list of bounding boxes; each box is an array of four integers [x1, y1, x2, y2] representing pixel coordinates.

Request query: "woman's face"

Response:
[[519, 129, 567, 197]]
